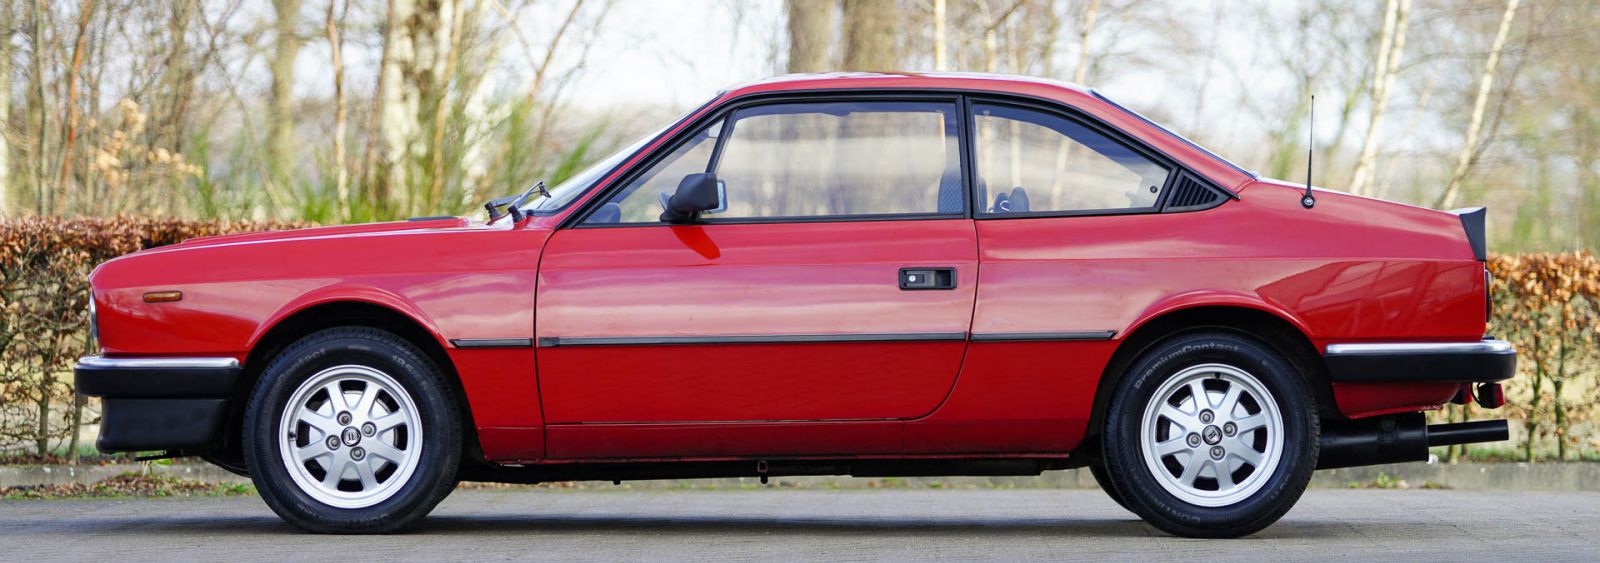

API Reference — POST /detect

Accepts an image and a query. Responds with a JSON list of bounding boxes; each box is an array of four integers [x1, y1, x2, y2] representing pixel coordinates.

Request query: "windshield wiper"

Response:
[[484, 181, 548, 223]]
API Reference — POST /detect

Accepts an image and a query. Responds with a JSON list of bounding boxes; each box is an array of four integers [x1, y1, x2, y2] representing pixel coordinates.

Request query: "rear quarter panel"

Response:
[[956, 179, 1483, 450]]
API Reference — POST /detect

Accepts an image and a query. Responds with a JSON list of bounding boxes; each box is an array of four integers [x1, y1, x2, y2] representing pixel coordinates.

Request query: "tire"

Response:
[[1100, 330, 1318, 538], [243, 327, 461, 533], [1088, 460, 1131, 512]]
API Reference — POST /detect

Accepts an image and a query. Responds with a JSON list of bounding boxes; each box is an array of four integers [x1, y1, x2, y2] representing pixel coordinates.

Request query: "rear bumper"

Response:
[[74, 356, 242, 452], [1323, 339, 1516, 383]]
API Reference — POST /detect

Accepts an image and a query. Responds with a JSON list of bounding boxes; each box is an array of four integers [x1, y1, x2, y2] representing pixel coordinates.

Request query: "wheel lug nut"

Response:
[[1210, 446, 1225, 460], [1186, 433, 1202, 447], [1199, 410, 1214, 424], [337, 411, 352, 425], [351, 447, 365, 461], [1223, 422, 1237, 436], [326, 436, 340, 450], [362, 422, 376, 437]]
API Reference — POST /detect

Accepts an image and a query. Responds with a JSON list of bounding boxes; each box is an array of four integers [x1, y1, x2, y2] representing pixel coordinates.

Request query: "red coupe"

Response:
[[76, 73, 1514, 538]]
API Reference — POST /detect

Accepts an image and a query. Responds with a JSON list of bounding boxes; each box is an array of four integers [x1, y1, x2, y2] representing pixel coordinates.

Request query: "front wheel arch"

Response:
[[208, 302, 482, 473]]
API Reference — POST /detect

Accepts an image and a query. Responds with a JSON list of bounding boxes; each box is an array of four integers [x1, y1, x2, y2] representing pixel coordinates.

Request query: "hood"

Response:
[[173, 217, 473, 250]]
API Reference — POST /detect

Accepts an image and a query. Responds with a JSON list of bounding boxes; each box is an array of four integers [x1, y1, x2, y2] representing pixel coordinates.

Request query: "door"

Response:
[[535, 99, 977, 455]]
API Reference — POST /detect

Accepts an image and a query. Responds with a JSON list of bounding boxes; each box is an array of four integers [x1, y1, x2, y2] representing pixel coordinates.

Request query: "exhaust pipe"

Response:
[[1317, 413, 1509, 470]]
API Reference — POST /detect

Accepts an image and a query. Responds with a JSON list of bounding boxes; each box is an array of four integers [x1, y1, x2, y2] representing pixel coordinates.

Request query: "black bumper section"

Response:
[[1324, 339, 1516, 383], [75, 357, 242, 452]]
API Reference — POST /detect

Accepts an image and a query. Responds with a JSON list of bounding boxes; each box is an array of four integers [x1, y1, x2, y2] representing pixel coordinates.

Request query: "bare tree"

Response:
[[1435, 0, 1520, 209], [0, 2, 14, 216], [842, 0, 898, 71], [268, 0, 305, 208], [1347, 0, 1410, 197], [787, 0, 836, 73], [324, 0, 349, 218]]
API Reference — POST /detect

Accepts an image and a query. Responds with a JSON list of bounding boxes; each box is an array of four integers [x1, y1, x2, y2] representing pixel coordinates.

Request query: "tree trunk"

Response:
[[325, 0, 349, 219], [786, 0, 835, 73], [424, 0, 465, 213], [268, 0, 305, 208], [932, 0, 947, 71], [29, 0, 51, 215], [1435, 0, 1520, 209], [1073, 0, 1101, 84], [841, 0, 898, 71], [1348, 0, 1410, 197], [0, 2, 14, 216], [56, 0, 95, 207]]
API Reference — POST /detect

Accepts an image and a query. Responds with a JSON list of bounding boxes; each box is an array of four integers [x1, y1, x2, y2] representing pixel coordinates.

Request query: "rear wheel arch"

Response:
[[219, 301, 482, 470], [1083, 305, 1334, 453]]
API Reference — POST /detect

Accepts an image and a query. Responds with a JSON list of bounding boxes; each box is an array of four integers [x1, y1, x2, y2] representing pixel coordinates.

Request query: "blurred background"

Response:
[[1, 0, 1597, 464], [1, 0, 1594, 249]]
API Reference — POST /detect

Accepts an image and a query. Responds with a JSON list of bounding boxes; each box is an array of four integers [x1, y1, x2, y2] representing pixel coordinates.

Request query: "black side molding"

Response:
[[969, 331, 1116, 342], [1450, 207, 1487, 261], [451, 338, 535, 349]]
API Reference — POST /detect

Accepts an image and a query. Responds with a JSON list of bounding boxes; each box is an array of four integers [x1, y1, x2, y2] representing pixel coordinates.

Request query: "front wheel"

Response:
[[1100, 330, 1318, 538], [243, 328, 461, 533]]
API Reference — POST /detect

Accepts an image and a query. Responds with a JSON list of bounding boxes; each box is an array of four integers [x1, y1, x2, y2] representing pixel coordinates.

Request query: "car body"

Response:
[[75, 72, 1515, 537]]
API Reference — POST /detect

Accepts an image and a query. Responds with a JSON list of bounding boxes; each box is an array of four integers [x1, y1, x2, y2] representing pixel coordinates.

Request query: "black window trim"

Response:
[[556, 87, 1236, 230], [566, 92, 973, 229], [965, 96, 1212, 220]]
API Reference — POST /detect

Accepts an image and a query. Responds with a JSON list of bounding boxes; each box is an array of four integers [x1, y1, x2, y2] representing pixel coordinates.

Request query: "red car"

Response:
[[76, 72, 1514, 538]]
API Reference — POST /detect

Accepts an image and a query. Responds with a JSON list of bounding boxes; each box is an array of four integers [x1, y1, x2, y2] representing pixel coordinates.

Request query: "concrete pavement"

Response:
[[2, 488, 1596, 561]]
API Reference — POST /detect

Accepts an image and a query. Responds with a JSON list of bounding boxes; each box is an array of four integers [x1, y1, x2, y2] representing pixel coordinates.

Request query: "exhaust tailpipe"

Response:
[[1316, 413, 1509, 470]]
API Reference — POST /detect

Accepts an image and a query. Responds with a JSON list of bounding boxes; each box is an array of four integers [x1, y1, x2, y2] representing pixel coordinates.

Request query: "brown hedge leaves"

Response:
[[1, 217, 305, 454]]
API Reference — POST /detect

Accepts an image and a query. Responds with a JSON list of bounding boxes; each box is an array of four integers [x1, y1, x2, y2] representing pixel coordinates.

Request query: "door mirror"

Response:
[[658, 173, 724, 223]]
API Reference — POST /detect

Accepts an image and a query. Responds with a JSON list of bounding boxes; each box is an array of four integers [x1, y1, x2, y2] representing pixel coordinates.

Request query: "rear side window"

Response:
[[972, 103, 1170, 214]]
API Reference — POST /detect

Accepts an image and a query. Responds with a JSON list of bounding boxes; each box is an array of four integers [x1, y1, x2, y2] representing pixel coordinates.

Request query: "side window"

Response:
[[712, 101, 963, 219], [972, 103, 1171, 214], [588, 100, 963, 224], [586, 120, 722, 224]]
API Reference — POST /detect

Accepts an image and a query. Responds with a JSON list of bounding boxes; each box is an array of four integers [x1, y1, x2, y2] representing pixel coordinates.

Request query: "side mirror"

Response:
[[658, 173, 724, 223]]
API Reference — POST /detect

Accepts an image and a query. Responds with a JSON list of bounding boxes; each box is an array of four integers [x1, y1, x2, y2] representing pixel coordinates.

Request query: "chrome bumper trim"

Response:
[[1324, 339, 1514, 356], [76, 356, 241, 369]]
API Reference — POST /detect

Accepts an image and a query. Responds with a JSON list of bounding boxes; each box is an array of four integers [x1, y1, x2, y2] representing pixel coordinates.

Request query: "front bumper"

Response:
[[1323, 339, 1516, 383], [74, 356, 242, 452]]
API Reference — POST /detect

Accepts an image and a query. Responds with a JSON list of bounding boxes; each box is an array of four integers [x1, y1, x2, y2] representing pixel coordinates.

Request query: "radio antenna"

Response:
[[1302, 94, 1316, 209]]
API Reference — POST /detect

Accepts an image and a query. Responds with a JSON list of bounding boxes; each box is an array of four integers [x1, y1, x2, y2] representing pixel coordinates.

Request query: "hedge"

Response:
[[0, 217, 306, 458]]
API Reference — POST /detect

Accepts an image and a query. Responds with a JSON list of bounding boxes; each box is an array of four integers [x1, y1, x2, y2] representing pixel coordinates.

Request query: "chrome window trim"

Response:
[[1324, 340, 1513, 356], [77, 356, 241, 369]]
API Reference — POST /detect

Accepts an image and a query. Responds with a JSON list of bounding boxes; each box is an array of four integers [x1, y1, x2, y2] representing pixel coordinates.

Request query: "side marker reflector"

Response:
[[143, 291, 183, 303]]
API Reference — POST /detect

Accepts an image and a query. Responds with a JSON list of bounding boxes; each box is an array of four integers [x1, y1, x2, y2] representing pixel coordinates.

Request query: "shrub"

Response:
[[0, 217, 306, 456]]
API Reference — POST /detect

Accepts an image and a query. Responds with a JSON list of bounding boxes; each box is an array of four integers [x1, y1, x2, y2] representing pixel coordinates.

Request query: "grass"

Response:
[[1, 472, 255, 500], [1345, 472, 1452, 490]]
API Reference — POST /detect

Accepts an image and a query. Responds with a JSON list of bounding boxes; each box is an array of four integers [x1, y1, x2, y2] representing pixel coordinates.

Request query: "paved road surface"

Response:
[[2, 489, 1594, 561]]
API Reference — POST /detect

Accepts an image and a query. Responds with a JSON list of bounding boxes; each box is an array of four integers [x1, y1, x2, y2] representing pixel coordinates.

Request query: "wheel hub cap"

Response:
[[1139, 363, 1285, 507], [277, 365, 422, 509]]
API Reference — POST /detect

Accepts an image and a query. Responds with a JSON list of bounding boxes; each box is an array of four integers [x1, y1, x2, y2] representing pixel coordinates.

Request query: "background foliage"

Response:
[[0, 217, 303, 459]]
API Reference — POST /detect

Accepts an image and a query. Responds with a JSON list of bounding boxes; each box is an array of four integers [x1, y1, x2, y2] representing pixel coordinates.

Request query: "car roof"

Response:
[[722, 71, 1094, 97], [713, 72, 1256, 189]]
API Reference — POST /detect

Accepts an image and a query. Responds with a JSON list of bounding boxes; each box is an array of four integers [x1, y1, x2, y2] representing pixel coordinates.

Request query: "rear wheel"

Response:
[[244, 328, 461, 533], [1100, 330, 1318, 538]]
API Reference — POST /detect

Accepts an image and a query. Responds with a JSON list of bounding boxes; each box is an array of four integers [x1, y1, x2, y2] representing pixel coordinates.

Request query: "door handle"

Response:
[[899, 267, 957, 290]]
